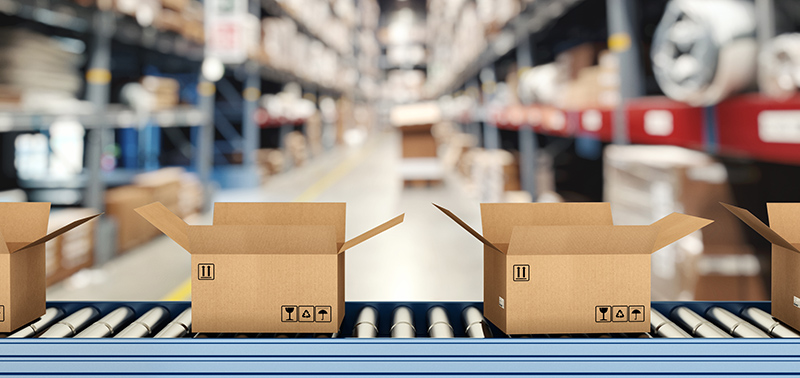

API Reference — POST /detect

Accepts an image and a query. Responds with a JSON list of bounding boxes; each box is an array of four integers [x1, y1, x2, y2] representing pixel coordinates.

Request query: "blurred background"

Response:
[[0, 0, 798, 303]]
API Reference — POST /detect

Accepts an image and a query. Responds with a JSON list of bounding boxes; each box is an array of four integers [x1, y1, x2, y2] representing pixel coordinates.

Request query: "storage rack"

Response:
[[2, 301, 800, 375], [427, 0, 800, 201]]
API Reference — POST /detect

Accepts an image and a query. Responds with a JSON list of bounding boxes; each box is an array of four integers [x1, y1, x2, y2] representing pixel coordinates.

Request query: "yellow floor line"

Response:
[[161, 143, 374, 301]]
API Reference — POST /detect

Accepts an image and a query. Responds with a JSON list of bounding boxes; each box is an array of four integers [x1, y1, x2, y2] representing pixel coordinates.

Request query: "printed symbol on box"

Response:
[[629, 305, 645, 322], [512, 264, 530, 282], [0, 305, 3, 322], [315, 306, 331, 322], [612, 305, 629, 322], [198, 263, 215, 280], [281, 305, 297, 322], [595, 306, 611, 323], [298, 305, 314, 322]]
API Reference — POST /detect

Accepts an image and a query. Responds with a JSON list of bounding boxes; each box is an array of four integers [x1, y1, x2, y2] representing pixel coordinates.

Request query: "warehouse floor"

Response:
[[47, 131, 485, 302]]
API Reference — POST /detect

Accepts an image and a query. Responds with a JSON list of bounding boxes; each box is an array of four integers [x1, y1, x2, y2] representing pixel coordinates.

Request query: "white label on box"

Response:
[[794, 296, 800, 309], [758, 111, 800, 143], [582, 110, 603, 132], [644, 110, 673, 136], [499, 296, 505, 309]]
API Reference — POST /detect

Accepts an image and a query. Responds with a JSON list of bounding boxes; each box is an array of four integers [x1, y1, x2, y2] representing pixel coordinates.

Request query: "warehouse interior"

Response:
[[2, 0, 800, 318]]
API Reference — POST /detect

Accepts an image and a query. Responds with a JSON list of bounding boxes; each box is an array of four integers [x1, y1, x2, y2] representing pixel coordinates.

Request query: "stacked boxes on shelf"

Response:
[[604, 145, 764, 301]]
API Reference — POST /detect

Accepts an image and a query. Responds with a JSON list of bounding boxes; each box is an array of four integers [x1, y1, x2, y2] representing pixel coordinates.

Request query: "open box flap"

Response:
[[0, 202, 50, 244], [480, 202, 613, 244], [0, 232, 8, 254], [212, 202, 347, 244], [189, 225, 338, 255], [506, 225, 658, 255], [338, 213, 405, 253], [135, 202, 191, 251], [767, 203, 800, 244], [722, 202, 799, 253], [434, 203, 503, 253], [10, 213, 101, 254], [649, 212, 714, 253]]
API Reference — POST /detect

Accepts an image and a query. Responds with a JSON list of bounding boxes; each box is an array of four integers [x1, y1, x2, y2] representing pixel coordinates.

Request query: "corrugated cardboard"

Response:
[[0, 203, 99, 332], [435, 203, 712, 334], [135, 202, 404, 333], [722, 202, 800, 331]]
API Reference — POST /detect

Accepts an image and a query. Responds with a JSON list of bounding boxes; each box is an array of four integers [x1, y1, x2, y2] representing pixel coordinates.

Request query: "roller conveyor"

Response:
[[0, 301, 799, 375]]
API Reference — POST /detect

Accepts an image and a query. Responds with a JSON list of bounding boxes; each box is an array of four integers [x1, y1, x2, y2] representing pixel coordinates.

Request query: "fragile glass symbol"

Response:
[[599, 307, 609, 321], [285, 307, 295, 321]]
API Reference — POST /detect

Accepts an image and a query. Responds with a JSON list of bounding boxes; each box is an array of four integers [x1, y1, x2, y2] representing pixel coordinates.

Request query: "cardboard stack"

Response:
[[105, 186, 158, 252], [604, 145, 762, 300], [44, 208, 98, 286], [0, 203, 98, 332], [391, 102, 444, 184], [132, 168, 183, 216], [136, 202, 403, 333], [141, 76, 180, 111], [435, 203, 711, 335]]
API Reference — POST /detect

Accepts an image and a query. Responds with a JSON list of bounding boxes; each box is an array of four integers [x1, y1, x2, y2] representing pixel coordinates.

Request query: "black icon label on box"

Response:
[[315, 306, 331, 322], [596, 304, 645, 323], [299, 306, 314, 322], [612, 306, 629, 322], [198, 263, 215, 280], [629, 305, 645, 322], [595, 306, 611, 322], [282, 305, 332, 322], [0, 305, 4, 322], [512, 264, 530, 282], [281, 305, 297, 322]]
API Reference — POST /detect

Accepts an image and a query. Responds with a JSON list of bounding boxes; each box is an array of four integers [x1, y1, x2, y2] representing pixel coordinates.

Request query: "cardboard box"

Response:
[[105, 186, 157, 252], [0, 203, 99, 332], [723, 203, 800, 332], [434, 203, 712, 335], [136, 202, 404, 333]]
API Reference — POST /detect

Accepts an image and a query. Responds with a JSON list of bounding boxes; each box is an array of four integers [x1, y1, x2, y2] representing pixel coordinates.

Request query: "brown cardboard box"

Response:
[[45, 208, 98, 286], [0, 203, 98, 332], [400, 124, 437, 158], [135, 202, 403, 333], [105, 186, 157, 252], [723, 203, 800, 332], [434, 203, 712, 335]]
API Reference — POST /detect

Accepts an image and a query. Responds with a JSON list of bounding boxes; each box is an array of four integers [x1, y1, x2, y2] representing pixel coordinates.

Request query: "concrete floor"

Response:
[[47, 131, 485, 302]]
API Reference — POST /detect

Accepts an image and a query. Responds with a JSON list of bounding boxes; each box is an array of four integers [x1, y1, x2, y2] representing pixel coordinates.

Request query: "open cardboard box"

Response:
[[136, 202, 404, 333], [434, 203, 712, 335], [722, 203, 800, 332], [0, 203, 99, 332]]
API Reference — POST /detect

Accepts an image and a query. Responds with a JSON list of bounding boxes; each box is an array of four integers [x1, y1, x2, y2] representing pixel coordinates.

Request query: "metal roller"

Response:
[[353, 306, 378, 338], [427, 306, 453, 338], [650, 308, 692, 338], [705, 307, 769, 338], [115, 306, 170, 338], [740, 307, 800, 338], [75, 307, 135, 338], [39, 307, 100, 338], [153, 308, 192, 338], [390, 306, 415, 338], [8, 307, 64, 338], [462, 306, 491, 338], [651, 0, 757, 106], [671, 306, 731, 338]]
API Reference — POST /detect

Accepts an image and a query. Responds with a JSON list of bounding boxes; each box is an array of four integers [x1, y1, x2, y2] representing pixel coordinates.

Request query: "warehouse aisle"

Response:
[[47, 131, 484, 302]]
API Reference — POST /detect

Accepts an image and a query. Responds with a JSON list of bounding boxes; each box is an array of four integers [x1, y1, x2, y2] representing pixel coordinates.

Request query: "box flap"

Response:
[[722, 202, 799, 253], [212, 202, 347, 244], [767, 203, 800, 243], [433, 204, 503, 253], [0, 202, 50, 243], [0, 231, 8, 254], [135, 202, 191, 251], [188, 225, 337, 254], [10, 213, 101, 254], [480, 203, 613, 244], [649, 212, 714, 253], [506, 225, 658, 255], [338, 213, 405, 253]]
